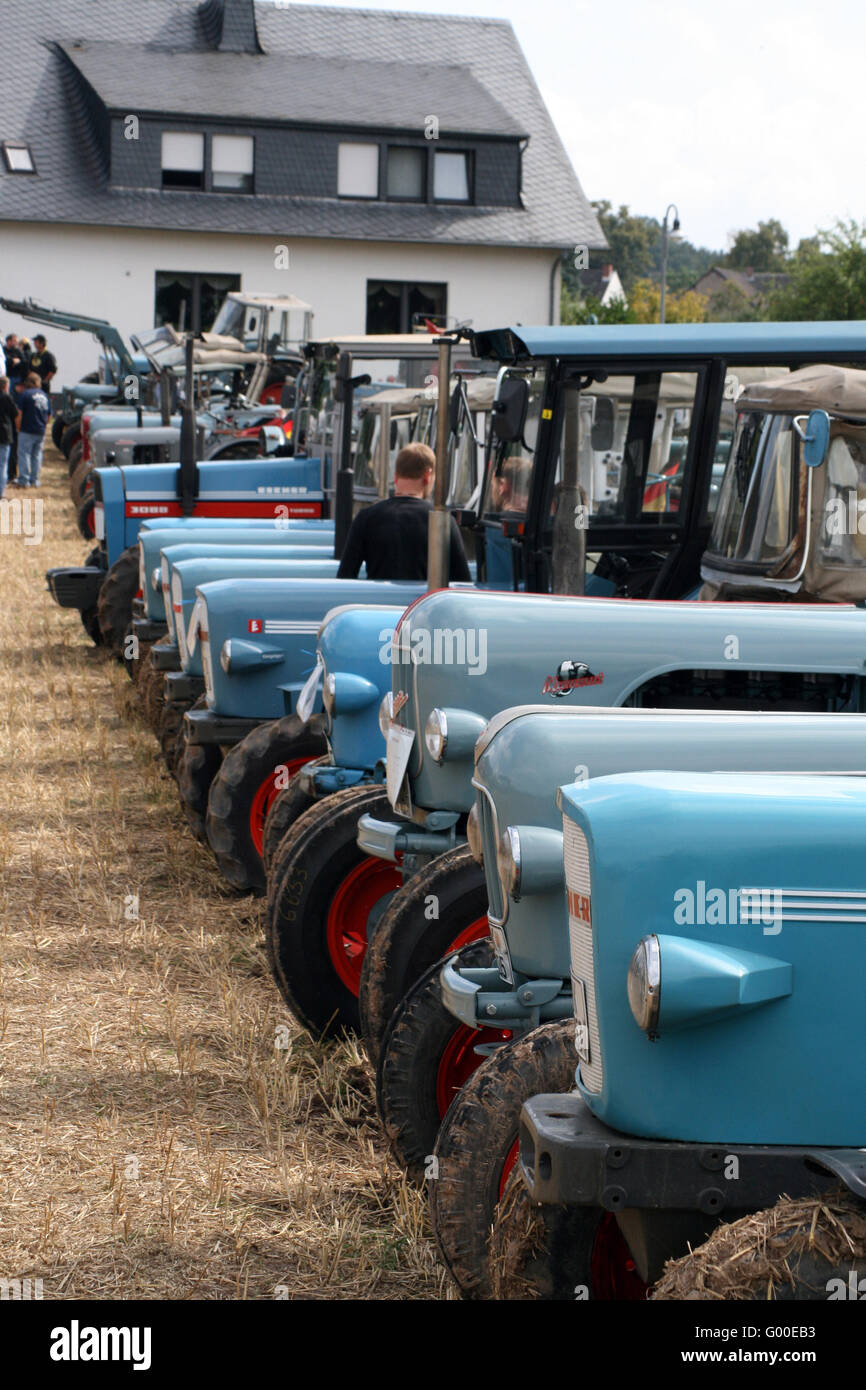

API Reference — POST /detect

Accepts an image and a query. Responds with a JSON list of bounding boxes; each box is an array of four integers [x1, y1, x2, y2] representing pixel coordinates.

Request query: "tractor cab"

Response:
[[469, 323, 866, 599], [701, 363, 866, 601]]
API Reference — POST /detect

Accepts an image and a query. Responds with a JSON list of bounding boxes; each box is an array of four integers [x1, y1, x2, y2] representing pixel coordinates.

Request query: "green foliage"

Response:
[[560, 288, 635, 325], [768, 220, 866, 320], [702, 281, 764, 323], [560, 201, 720, 298], [724, 219, 789, 271]]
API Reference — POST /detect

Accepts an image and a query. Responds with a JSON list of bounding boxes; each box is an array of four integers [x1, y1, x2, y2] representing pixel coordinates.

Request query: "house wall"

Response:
[[0, 222, 557, 384]]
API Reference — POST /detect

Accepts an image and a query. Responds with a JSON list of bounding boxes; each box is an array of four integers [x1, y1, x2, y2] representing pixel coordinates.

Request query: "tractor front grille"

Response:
[[564, 819, 603, 1094]]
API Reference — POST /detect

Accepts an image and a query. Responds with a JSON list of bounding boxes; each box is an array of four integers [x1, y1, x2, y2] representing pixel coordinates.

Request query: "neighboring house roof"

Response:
[[575, 266, 625, 305], [0, 0, 604, 251], [691, 267, 790, 299]]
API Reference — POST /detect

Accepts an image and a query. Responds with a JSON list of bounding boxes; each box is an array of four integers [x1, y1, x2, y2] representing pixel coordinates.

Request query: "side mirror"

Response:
[[492, 376, 529, 442], [449, 384, 462, 435], [795, 409, 831, 468], [591, 396, 615, 452]]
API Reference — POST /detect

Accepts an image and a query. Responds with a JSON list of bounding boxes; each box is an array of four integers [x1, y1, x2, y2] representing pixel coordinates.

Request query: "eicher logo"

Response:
[[567, 889, 591, 924], [50, 1320, 152, 1371], [543, 659, 603, 697], [248, 618, 263, 634]]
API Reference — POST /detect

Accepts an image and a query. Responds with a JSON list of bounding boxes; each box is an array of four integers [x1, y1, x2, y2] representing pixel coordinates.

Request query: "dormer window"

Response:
[[2, 141, 35, 174], [212, 134, 254, 193], [161, 132, 204, 189], [434, 151, 470, 203], [386, 147, 425, 201]]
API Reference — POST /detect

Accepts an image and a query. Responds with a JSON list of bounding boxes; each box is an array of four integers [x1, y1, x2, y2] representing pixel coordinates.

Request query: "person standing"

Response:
[[29, 334, 56, 392], [14, 371, 50, 487], [3, 335, 27, 481], [0, 376, 18, 497], [336, 443, 471, 581]]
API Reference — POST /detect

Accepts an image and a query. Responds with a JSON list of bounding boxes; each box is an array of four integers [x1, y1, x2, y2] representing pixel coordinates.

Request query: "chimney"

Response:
[[199, 0, 264, 54], [601, 263, 612, 279]]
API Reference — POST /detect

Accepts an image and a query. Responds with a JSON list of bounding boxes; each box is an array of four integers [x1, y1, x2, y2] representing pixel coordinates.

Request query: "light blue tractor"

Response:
[[507, 767, 866, 1300]]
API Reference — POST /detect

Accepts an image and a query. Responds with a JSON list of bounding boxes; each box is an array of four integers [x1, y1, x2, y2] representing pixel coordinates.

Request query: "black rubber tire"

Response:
[[206, 715, 327, 895], [266, 785, 404, 1037], [61, 423, 81, 459], [177, 738, 224, 842], [262, 776, 319, 875], [80, 606, 103, 645], [359, 846, 488, 1063], [51, 415, 66, 451], [122, 622, 151, 682], [430, 1021, 577, 1299], [490, 1169, 626, 1301], [67, 441, 83, 476], [159, 698, 192, 779], [376, 938, 495, 1180], [96, 546, 139, 654], [141, 649, 168, 733], [70, 458, 93, 506], [207, 439, 262, 461], [76, 492, 96, 541]]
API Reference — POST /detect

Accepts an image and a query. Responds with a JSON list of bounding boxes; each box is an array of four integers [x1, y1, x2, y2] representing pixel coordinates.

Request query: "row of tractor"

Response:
[[45, 315, 866, 1299]]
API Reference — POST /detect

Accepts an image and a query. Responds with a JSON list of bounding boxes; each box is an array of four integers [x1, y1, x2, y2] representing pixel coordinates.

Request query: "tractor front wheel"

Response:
[[262, 776, 319, 875], [266, 785, 404, 1036], [177, 738, 224, 842], [359, 845, 488, 1062], [205, 715, 327, 895], [430, 1021, 583, 1299], [96, 546, 140, 654]]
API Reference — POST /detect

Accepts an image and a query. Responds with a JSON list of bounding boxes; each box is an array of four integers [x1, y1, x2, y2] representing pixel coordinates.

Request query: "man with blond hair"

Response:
[[337, 442, 470, 581]]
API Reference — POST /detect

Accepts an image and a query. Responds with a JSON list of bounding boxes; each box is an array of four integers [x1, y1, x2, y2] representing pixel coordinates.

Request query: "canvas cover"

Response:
[[737, 363, 866, 419]]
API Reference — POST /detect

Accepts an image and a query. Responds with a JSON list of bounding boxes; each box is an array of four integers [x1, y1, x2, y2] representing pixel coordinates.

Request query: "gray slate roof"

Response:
[[0, 0, 604, 250]]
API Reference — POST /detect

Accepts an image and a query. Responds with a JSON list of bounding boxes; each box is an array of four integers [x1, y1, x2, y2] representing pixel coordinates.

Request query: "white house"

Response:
[[0, 0, 605, 384]]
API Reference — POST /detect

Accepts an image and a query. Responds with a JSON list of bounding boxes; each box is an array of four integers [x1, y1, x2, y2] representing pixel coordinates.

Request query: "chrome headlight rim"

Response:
[[220, 639, 232, 674], [466, 803, 484, 866], [424, 707, 448, 763], [378, 691, 395, 739], [627, 934, 661, 1035], [150, 565, 162, 594], [497, 825, 521, 901], [322, 670, 337, 714]]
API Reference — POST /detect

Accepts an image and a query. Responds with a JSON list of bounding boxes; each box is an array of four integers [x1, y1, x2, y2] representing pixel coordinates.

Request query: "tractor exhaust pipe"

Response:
[[178, 334, 199, 517], [427, 335, 453, 592]]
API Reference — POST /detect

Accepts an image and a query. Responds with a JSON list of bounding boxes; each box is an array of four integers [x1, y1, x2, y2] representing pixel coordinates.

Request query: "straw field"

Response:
[[0, 444, 449, 1299]]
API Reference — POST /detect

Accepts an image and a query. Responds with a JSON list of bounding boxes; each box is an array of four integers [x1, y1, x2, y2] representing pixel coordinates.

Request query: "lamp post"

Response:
[[659, 203, 681, 324]]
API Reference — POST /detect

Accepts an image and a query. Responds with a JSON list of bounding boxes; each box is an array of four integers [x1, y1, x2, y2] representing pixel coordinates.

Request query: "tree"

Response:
[[724, 219, 789, 271], [628, 278, 708, 324], [768, 220, 866, 320], [702, 281, 764, 323], [560, 288, 635, 325]]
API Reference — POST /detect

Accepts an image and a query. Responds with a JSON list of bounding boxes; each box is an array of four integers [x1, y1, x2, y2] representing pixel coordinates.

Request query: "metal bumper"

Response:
[[356, 812, 461, 864], [519, 1092, 863, 1211], [184, 706, 263, 747], [165, 671, 205, 703], [45, 565, 104, 612], [132, 615, 168, 645], [440, 960, 572, 1031]]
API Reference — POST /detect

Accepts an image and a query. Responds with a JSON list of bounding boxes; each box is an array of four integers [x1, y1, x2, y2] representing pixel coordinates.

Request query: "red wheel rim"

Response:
[[83, 504, 95, 537], [249, 755, 311, 858], [326, 857, 403, 995], [435, 1023, 512, 1119], [590, 1213, 649, 1300], [446, 913, 488, 953]]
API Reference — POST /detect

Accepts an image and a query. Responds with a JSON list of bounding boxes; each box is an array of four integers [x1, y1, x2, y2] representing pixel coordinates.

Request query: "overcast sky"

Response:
[[282, 0, 863, 252]]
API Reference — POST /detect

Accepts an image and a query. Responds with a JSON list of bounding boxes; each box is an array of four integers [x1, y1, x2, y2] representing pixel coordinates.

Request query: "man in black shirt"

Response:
[[337, 443, 471, 582], [29, 334, 57, 391], [0, 376, 20, 496]]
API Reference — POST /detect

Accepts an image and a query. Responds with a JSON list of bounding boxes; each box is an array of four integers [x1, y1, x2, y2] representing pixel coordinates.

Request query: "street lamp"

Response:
[[659, 203, 681, 324]]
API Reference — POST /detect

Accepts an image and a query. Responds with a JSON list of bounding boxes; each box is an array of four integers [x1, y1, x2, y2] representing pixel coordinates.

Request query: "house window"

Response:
[[2, 141, 35, 174], [386, 147, 425, 200], [161, 132, 205, 189], [434, 151, 470, 202], [212, 134, 254, 193], [366, 280, 447, 335], [155, 271, 241, 335], [338, 142, 379, 198]]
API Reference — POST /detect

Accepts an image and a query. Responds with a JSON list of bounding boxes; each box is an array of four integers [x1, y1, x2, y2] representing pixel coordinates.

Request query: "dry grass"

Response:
[[0, 445, 450, 1300]]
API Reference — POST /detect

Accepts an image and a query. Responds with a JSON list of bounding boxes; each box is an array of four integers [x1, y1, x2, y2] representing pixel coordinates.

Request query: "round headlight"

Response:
[[497, 826, 521, 900], [466, 803, 484, 866], [220, 640, 232, 674], [323, 671, 337, 714], [627, 935, 661, 1035], [424, 708, 448, 762], [378, 691, 395, 739]]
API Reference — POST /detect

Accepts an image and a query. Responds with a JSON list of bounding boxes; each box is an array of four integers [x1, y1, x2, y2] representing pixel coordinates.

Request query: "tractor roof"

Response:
[[737, 363, 866, 419]]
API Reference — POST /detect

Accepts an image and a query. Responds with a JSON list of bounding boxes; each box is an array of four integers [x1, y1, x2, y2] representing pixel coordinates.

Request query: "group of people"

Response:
[[0, 332, 56, 497]]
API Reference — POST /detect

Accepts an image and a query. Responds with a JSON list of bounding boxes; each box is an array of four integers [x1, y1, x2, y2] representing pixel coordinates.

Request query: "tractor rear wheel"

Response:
[[70, 458, 93, 507], [430, 1021, 582, 1300], [359, 845, 488, 1062], [262, 776, 318, 875], [177, 738, 224, 842], [376, 939, 502, 1180], [76, 492, 96, 541], [61, 423, 81, 459], [96, 546, 140, 654], [51, 416, 66, 451], [80, 607, 103, 645], [205, 715, 327, 895], [266, 785, 404, 1036]]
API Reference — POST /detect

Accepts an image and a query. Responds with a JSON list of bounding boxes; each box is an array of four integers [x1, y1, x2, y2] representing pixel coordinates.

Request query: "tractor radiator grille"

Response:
[[564, 819, 603, 1094]]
